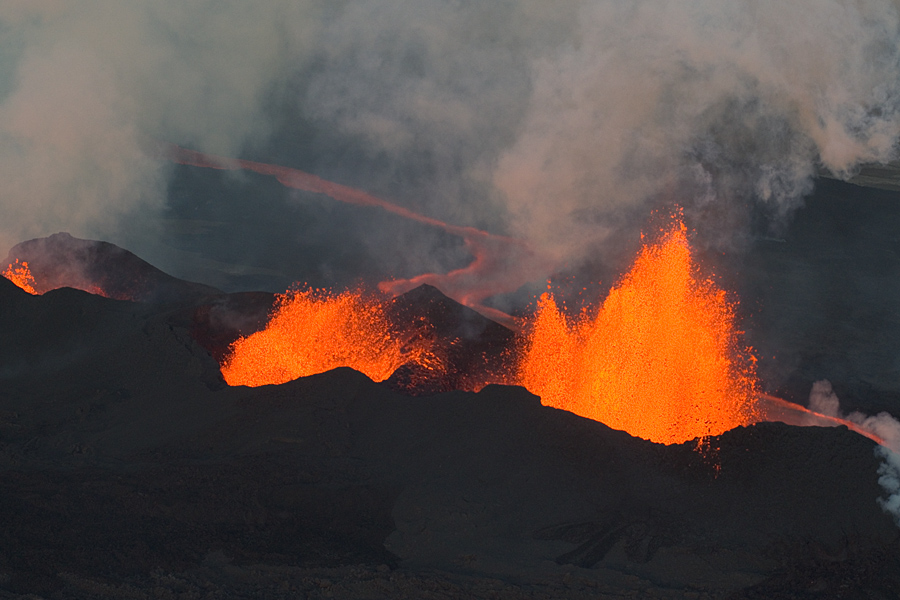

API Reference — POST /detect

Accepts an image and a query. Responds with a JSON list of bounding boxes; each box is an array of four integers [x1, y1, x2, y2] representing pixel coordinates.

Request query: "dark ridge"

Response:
[[0, 271, 29, 300], [381, 284, 517, 395], [5, 232, 222, 304]]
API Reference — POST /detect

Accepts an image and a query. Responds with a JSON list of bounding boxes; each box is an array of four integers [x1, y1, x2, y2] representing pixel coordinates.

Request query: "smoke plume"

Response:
[[495, 0, 900, 261], [0, 1, 321, 252], [2, 1, 900, 295], [808, 380, 900, 525]]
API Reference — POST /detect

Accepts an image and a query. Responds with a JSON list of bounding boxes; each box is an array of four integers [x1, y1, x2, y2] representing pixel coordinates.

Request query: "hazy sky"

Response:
[[2, 1, 900, 300]]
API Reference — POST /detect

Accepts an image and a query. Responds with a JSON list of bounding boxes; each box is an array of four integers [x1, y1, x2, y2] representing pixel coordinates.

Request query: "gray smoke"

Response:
[[809, 380, 900, 525], [0, 1, 322, 251], [494, 0, 900, 260], [2, 1, 900, 290]]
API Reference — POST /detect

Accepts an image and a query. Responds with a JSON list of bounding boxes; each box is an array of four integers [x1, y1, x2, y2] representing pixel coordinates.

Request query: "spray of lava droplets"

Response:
[[2, 260, 37, 295], [518, 216, 760, 445], [221, 287, 441, 387]]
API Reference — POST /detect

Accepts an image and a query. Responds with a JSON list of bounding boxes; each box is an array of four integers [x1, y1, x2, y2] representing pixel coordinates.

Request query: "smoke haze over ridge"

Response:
[[2, 1, 900, 296]]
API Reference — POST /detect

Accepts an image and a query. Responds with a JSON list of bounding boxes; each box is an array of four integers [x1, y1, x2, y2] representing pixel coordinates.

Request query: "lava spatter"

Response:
[[221, 287, 440, 387], [518, 216, 760, 444], [2, 259, 37, 294]]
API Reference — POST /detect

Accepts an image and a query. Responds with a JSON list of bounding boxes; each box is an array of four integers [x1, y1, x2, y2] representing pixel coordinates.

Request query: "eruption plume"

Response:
[[517, 215, 760, 444], [4, 1, 900, 288]]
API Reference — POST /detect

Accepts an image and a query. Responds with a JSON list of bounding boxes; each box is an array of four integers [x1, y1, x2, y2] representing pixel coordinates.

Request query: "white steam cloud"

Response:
[[2, 1, 900, 282], [0, 1, 321, 251], [495, 0, 900, 259], [808, 380, 900, 525]]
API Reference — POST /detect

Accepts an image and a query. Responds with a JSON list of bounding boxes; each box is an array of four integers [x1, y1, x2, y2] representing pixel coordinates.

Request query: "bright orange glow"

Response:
[[517, 217, 760, 444], [221, 287, 441, 387], [2, 259, 37, 294], [1, 257, 114, 298]]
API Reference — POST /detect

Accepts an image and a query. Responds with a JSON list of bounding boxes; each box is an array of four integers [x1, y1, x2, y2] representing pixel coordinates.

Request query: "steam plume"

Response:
[[807, 380, 900, 525], [495, 0, 900, 260], [0, 1, 321, 251], [3, 1, 900, 294]]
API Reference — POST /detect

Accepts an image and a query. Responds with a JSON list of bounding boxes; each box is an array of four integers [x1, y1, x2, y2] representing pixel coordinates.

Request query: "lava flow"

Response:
[[517, 217, 760, 445], [164, 144, 550, 327], [221, 287, 441, 387], [2, 259, 37, 294]]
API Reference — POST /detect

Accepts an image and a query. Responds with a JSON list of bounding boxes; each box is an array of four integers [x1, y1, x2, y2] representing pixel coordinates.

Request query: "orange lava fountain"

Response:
[[2, 259, 37, 294], [517, 217, 760, 444], [221, 287, 440, 387]]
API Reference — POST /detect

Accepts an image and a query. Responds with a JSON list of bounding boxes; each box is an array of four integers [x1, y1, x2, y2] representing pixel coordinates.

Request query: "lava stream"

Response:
[[756, 392, 887, 446], [164, 144, 550, 327], [221, 287, 440, 387], [517, 217, 760, 445]]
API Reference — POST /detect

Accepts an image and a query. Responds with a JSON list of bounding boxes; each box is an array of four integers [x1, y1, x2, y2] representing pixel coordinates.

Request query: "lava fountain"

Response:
[[517, 216, 760, 444], [221, 287, 441, 387], [2, 259, 37, 294]]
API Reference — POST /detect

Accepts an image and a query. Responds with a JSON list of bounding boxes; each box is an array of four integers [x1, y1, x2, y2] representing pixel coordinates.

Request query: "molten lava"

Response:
[[221, 287, 440, 387], [2, 259, 37, 294], [517, 218, 760, 444]]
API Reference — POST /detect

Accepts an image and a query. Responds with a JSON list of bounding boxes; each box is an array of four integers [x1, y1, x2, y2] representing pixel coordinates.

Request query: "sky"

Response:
[[2, 0, 900, 306]]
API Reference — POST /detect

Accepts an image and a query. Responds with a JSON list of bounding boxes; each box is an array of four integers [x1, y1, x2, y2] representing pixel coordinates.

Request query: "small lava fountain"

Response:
[[517, 216, 761, 444], [2, 259, 37, 294], [221, 287, 441, 387]]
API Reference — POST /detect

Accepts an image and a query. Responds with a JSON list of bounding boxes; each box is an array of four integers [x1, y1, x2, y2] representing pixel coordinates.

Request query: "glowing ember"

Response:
[[2, 259, 37, 294], [517, 217, 760, 444], [221, 287, 440, 387]]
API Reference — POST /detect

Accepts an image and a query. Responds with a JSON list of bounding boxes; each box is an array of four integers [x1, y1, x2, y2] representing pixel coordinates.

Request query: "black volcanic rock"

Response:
[[4, 232, 221, 303], [187, 290, 278, 363], [381, 284, 517, 394], [385, 284, 515, 345], [1, 283, 899, 597], [185, 283, 517, 394]]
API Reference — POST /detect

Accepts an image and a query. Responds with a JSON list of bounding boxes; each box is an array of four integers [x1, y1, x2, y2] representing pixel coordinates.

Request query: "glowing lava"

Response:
[[517, 217, 760, 444], [221, 287, 440, 387], [2, 259, 37, 294]]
